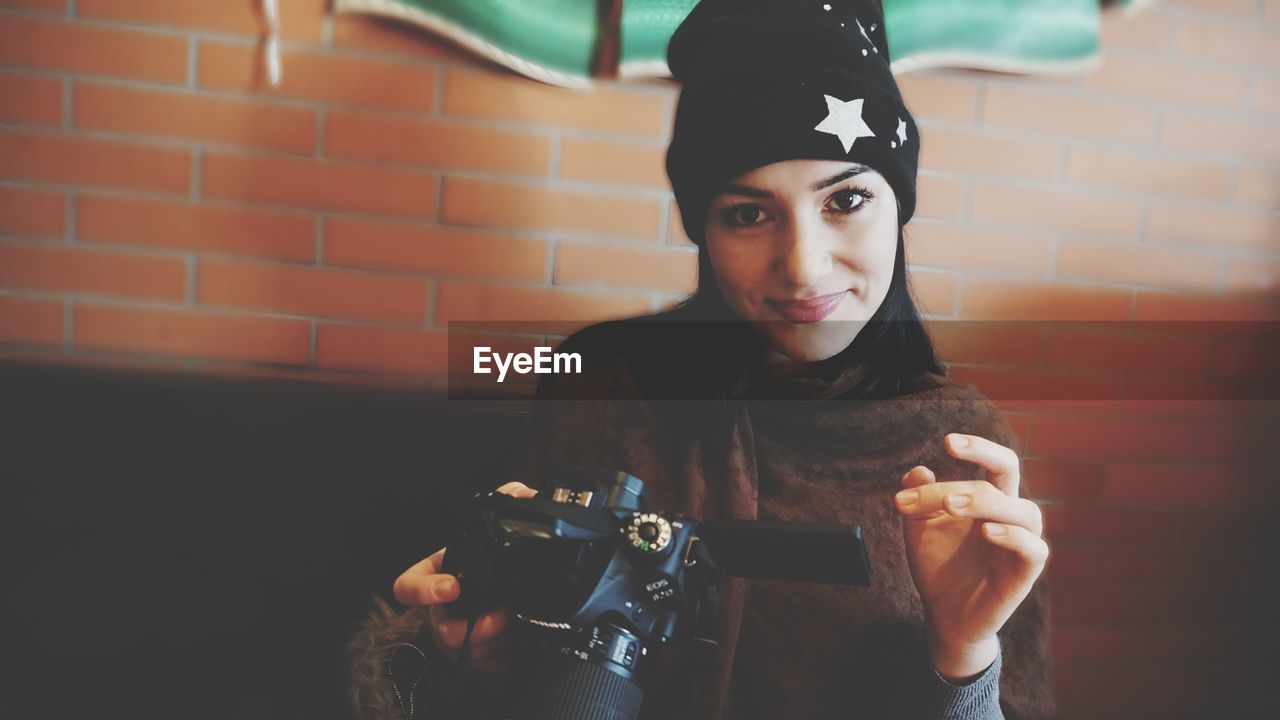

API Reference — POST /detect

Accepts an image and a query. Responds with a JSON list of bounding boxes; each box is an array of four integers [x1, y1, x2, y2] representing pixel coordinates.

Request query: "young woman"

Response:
[[353, 1, 1053, 717]]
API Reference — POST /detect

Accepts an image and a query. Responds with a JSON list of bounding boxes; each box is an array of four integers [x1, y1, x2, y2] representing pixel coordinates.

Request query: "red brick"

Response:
[[923, 320, 1040, 367], [0, 128, 189, 193], [324, 217, 548, 282], [198, 41, 435, 112], [1224, 256, 1280, 293], [1050, 586, 1246, 625], [913, 175, 965, 221], [947, 366, 1123, 402], [1167, 0, 1257, 16], [907, 223, 1053, 277], [1095, 545, 1252, 587], [0, 0, 66, 12], [74, 82, 317, 154], [0, 294, 62, 345], [1104, 462, 1253, 507], [1213, 333, 1280, 379], [918, 125, 1057, 179], [0, 70, 61, 126], [1100, 5, 1172, 52], [1174, 16, 1280, 69], [908, 270, 957, 316], [436, 282, 651, 323], [0, 241, 185, 301], [0, 184, 64, 238], [1043, 543, 1094, 585], [331, 14, 471, 62], [1145, 202, 1277, 252], [324, 110, 551, 175], [1080, 53, 1248, 109], [1031, 414, 1264, 463], [0, 14, 187, 83], [971, 183, 1142, 238], [1056, 237, 1220, 292], [198, 258, 427, 324], [960, 278, 1132, 321], [77, 194, 316, 262], [441, 176, 662, 241], [897, 73, 978, 123], [1228, 169, 1280, 208], [202, 152, 436, 219], [315, 324, 446, 375], [1021, 459, 1106, 502], [1068, 626, 1243, 668], [981, 84, 1154, 143], [1254, 76, 1280, 117], [559, 137, 669, 188], [1044, 325, 1210, 375], [555, 242, 697, 292], [442, 66, 667, 138], [1064, 146, 1230, 200], [1161, 112, 1280, 163], [1134, 292, 1280, 322], [75, 303, 310, 364], [78, 0, 325, 42]]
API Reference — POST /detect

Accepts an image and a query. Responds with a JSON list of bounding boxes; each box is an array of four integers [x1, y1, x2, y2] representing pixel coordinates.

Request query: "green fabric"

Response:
[[620, 0, 699, 71], [336, 0, 599, 81], [336, 0, 1129, 85], [883, 0, 1098, 71]]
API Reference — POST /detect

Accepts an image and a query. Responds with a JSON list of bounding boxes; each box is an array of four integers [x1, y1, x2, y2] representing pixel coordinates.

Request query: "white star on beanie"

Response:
[[814, 95, 876, 153]]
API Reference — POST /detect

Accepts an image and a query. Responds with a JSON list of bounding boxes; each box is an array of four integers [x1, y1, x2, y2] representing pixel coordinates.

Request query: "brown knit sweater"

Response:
[[346, 313, 1055, 719]]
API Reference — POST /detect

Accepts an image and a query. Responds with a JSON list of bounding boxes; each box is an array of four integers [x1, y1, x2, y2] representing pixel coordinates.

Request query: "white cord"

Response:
[[263, 0, 282, 86]]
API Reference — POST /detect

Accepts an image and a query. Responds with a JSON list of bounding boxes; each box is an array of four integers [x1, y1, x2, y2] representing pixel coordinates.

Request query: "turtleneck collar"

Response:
[[745, 337, 874, 401]]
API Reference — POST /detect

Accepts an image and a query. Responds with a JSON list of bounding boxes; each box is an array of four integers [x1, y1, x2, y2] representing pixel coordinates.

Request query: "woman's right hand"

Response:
[[392, 481, 538, 673]]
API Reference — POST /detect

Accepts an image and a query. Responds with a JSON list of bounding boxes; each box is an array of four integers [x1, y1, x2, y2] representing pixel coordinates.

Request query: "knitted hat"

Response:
[[665, 0, 919, 245]]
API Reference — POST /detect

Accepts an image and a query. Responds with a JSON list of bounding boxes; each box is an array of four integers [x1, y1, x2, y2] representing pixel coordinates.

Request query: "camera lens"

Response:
[[503, 621, 646, 720]]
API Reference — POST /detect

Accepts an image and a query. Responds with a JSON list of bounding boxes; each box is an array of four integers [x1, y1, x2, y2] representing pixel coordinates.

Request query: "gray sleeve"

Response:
[[889, 630, 1004, 720]]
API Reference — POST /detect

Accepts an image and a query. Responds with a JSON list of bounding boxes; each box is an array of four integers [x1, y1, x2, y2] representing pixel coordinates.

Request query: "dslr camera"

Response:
[[438, 470, 871, 719]]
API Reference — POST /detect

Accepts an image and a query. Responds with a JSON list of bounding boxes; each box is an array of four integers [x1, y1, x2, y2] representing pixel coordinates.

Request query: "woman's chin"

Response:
[[756, 322, 864, 367]]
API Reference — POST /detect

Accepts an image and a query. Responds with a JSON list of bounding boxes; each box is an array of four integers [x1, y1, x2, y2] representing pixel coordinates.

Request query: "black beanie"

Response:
[[665, 0, 919, 245]]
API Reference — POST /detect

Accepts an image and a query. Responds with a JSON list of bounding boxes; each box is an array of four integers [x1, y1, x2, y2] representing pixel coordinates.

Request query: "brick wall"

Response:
[[1, 0, 1277, 717]]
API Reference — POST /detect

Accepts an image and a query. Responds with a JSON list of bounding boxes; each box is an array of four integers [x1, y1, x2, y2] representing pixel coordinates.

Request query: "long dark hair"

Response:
[[660, 223, 945, 402]]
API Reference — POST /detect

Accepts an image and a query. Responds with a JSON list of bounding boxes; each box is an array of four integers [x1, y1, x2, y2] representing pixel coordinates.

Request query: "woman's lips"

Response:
[[767, 290, 848, 323]]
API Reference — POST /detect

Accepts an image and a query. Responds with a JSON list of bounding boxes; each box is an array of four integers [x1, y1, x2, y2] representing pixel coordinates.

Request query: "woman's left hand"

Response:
[[894, 432, 1049, 682]]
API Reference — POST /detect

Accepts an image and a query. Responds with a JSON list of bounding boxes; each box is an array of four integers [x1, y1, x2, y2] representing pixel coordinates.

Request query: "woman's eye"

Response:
[[725, 205, 766, 227], [829, 189, 870, 213]]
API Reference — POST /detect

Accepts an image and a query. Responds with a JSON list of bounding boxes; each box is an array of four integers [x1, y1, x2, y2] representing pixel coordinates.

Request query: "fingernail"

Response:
[[949, 434, 970, 448], [948, 494, 971, 509], [434, 576, 457, 596], [895, 489, 918, 506], [986, 523, 1007, 536]]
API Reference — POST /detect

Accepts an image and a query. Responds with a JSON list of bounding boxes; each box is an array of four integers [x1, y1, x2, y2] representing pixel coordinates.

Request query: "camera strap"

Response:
[[685, 536, 724, 715]]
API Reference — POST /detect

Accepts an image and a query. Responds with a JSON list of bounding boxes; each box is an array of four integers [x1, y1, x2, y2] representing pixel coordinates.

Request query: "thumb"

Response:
[[901, 465, 937, 491], [496, 481, 538, 499]]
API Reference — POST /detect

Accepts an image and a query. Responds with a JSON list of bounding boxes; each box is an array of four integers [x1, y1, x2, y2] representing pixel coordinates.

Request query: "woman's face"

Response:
[[703, 159, 900, 370]]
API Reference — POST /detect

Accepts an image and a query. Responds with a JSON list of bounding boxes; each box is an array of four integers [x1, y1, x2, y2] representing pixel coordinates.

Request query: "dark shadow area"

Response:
[[1, 361, 528, 719]]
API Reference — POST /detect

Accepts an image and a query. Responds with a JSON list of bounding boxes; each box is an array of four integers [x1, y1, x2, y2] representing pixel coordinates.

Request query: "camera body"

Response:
[[440, 470, 870, 719]]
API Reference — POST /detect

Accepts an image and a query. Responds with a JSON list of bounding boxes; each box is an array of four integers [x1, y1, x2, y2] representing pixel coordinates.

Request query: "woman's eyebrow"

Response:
[[718, 165, 871, 199]]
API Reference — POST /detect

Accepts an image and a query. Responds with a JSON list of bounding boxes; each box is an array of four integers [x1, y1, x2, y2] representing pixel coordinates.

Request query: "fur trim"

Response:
[[345, 595, 429, 720]]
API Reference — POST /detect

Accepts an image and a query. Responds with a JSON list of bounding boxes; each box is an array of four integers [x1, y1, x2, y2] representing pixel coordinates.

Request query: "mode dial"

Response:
[[626, 513, 672, 554]]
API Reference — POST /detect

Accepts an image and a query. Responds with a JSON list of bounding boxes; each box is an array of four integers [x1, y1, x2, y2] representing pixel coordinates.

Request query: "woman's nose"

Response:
[[774, 215, 833, 289]]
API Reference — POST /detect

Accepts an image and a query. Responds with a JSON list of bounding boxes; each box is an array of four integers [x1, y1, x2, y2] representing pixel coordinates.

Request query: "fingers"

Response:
[[392, 482, 536, 607], [393, 547, 460, 606], [428, 605, 512, 651], [900, 465, 937, 491], [896, 478, 1044, 537], [495, 481, 538, 499], [944, 433, 1020, 496], [981, 522, 1050, 568]]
